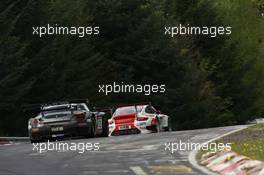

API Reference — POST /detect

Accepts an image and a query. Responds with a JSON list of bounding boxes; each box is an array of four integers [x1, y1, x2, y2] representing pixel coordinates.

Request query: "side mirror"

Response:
[[156, 110, 161, 114]]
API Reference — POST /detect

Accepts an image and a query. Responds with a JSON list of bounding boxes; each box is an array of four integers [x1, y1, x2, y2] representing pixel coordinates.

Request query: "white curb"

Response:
[[188, 125, 248, 175]]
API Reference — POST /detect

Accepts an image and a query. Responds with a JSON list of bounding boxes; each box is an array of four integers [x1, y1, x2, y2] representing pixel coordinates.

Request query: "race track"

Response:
[[0, 125, 246, 175]]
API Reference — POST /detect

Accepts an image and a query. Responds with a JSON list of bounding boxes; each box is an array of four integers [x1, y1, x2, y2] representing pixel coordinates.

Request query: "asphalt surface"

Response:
[[0, 125, 246, 175]]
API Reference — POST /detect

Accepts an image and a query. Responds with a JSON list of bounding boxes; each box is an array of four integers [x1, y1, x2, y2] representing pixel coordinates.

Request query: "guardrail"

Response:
[[0, 137, 29, 143]]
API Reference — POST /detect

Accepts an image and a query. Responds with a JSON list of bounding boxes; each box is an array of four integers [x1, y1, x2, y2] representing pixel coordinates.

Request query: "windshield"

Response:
[[42, 110, 72, 119], [113, 106, 144, 116]]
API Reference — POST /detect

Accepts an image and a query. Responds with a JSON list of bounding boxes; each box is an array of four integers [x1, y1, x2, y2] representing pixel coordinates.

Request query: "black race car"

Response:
[[27, 100, 108, 143]]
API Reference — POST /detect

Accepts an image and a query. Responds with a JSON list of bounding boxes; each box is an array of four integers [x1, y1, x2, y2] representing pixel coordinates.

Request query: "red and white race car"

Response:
[[108, 103, 170, 136]]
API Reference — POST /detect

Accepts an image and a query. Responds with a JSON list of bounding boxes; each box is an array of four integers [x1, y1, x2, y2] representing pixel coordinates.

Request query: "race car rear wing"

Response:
[[113, 102, 151, 108], [91, 102, 151, 116], [96, 102, 152, 116], [22, 98, 90, 114], [40, 98, 90, 108]]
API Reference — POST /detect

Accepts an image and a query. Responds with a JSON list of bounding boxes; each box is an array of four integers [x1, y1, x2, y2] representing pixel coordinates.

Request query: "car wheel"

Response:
[[155, 116, 161, 133], [164, 118, 172, 132], [101, 116, 109, 137], [29, 132, 42, 143], [30, 136, 42, 143], [156, 124, 161, 132], [164, 126, 171, 132], [86, 118, 96, 138], [30, 139, 37, 143]]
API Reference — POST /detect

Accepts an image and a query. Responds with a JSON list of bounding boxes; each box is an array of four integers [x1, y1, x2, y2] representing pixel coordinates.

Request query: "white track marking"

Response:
[[82, 171, 98, 174], [130, 166, 147, 175], [103, 169, 129, 173]]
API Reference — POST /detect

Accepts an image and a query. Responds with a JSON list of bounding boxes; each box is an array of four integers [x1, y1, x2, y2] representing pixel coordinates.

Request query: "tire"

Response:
[[164, 126, 171, 132], [86, 119, 95, 138], [89, 124, 95, 138], [156, 124, 161, 133], [30, 139, 40, 143], [164, 117, 172, 132], [155, 116, 161, 133], [30, 136, 42, 143], [29, 132, 42, 143], [101, 116, 109, 137]]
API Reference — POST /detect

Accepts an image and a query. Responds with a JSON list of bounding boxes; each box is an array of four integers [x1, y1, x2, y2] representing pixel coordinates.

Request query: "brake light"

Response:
[[137, 117, 148, 121]]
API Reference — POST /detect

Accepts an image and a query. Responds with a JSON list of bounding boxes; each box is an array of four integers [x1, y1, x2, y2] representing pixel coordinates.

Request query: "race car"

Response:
[[108, 103, 170, 136], [26, 99, 108, 143]]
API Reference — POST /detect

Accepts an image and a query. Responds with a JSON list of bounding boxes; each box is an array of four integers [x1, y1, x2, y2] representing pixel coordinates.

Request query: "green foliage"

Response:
[[0, 0, 263, 135]]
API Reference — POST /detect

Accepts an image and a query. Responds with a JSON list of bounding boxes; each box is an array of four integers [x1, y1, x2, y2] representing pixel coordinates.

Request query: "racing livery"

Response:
[[26, 100, 108, 143], [108, 103, 170, 136]]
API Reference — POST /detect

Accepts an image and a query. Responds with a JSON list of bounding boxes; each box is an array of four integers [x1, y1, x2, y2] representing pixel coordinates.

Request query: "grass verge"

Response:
[[222, 124, 264, 161], [197, 124, 264, 162]]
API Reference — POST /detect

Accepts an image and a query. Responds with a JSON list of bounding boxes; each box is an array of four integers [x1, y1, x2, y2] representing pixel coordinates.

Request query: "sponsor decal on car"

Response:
[[51, 126, 64, 132]]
